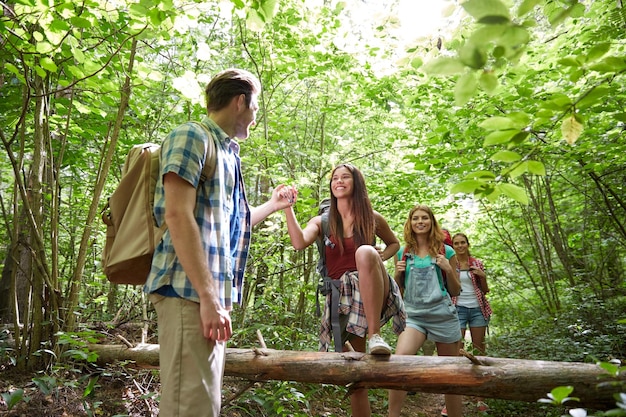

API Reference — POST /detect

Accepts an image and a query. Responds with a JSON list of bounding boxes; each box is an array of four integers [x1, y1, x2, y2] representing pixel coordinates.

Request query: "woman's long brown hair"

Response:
[[327, 164, 375, 254]]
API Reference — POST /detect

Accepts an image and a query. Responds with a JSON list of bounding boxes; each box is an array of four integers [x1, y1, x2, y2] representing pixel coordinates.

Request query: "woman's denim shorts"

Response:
[[457, 305, 489, 329]]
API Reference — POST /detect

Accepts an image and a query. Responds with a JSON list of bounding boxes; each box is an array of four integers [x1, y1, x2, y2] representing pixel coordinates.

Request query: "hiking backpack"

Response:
[[313, 199, 343, 351], [314, 198, 332, 282], [101, 122, 216, 285]]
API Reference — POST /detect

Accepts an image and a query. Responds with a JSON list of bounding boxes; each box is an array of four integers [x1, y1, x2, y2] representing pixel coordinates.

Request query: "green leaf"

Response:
[[83, 376, 99, 397], [67, 65, 85, 78], [517, 0, 541, 17], [34, 65, 47, 77], [464, 171, 496, 180], [451, 180, 485, 194], [479, 116, 515, 131], [558, 56, 581, 67], [541, 94, 572, 111], [454, 72, 477, 106], [149, 9, 167, 26], [470, 25, 506, 44], [49, 19, 70, 33], [1, 389, 24, 410], [500, 25, 530, 48], [247, 8, 266, 31], [259, 0, 279, 22], [586, 42, 611, 62], [497, 183, 528, 204], [483, 129, 519, 146], [71, 46, 85, 64], [4, 62, 22, 77], [70, 16, 92, 28], [478, 15, 510, 25], [507, 112, 531, 127], [39, 57, 58, 73], [508, 160, 528, 178], [598, 362, 620, 377], [491, 150, 521, 162], [423, 57, 466, 75], [569, 68, 584, 82], [479, 70, 498, 93], [36, 41, 53, 53], [510, 131, 530, 145], [73, 101, 92, 115], [410, 57, 423, 69], [589, 56, 626, 73], [129, 3, 148, 16], [549, 386, 575, 403], [493, 45, 505, 58], [459, 43, 487, 69], [462, 0, 510, 22], [577, 86, 610, 109], [527, 160, 546, 175]]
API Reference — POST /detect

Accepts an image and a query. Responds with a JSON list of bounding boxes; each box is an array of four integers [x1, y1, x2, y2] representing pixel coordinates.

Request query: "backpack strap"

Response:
[[191, 121, 217, 182], [403, 245, 448, 296], [438, 244, 449, 294], [315, 212, 330, 278], [314, 212, 343, 352], [157, 122, 217, 235]]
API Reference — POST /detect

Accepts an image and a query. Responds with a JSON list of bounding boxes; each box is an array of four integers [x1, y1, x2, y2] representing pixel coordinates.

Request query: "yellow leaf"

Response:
[[561, 115, 583, 145]]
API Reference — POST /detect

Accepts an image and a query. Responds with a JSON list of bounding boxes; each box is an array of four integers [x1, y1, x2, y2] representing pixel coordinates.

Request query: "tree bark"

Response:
[[89, 344, 624, 410]]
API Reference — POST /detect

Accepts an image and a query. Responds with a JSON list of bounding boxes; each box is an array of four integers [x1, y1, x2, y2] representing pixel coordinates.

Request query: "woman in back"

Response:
[[388, 205, 462, 417], [451, 232, 492, 412]]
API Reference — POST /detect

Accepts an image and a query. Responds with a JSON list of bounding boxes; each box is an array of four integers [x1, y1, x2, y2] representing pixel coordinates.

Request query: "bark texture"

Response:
[[88, 344, 624, 410]]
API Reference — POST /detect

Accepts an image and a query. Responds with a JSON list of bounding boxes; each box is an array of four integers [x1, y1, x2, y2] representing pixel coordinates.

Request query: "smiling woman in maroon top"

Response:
[[282, 163, 406, 417]]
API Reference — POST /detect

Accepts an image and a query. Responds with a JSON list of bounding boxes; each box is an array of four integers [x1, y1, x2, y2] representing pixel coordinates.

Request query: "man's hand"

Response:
[[200, 298, 232, 342], [273, 184, 297, 210]]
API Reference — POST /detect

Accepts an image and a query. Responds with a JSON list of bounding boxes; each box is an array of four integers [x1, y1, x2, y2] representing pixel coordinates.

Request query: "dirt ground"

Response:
[[0, 367, 492, 417], [0, 325, 492, 417]]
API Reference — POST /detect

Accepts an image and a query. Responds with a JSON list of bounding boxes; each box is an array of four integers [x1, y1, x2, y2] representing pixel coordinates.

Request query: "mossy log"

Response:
[[88, 344, 624, 410]]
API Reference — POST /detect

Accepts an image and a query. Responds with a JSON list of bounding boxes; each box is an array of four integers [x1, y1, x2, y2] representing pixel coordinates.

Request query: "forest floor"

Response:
[[0, 326, 547, 416], [0, 367, 493, 417]]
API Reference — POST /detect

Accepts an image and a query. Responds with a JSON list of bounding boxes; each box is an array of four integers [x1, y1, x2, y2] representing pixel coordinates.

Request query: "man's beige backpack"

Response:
[[101, 123, 216, 285]]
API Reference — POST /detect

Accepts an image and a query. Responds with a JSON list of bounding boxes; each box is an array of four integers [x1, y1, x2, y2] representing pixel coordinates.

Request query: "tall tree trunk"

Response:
[[64, 38, 138, 332]]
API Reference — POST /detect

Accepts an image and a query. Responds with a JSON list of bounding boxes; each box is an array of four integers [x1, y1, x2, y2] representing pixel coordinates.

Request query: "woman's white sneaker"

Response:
[[368, 334, 391, 355]]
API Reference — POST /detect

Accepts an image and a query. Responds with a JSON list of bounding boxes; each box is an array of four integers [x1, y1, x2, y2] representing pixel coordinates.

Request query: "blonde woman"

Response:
[[388, 205, 462, 417]]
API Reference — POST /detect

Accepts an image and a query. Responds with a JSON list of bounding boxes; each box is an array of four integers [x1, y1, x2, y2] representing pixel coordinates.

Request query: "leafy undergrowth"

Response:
[[0, 366, 565, 417]]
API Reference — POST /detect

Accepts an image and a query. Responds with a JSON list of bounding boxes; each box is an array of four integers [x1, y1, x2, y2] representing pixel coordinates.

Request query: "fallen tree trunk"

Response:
[[89, 344, 624, 410]]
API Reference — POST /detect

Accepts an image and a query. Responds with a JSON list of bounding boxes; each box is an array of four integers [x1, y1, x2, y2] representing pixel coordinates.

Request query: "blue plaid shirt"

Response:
[[144, 116, 251, 308]]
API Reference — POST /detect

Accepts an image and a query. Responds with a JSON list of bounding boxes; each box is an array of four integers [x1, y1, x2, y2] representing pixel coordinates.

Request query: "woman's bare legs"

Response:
[[347, 336, 371, 417], [349, 246, 391, 416], [469, 326, 487, 355], [388, 328, 427, 417], [436, 341, 462, 417], [469, 325, 488, 407], [355, 245, 389, 337]]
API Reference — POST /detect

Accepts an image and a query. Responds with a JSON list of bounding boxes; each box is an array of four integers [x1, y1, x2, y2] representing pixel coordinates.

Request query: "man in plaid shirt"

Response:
[[145, 68, 294, 417]]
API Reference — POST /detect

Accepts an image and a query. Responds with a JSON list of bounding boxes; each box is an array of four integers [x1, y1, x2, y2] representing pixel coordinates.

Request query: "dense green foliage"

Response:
[[1, 0, 625, 414]]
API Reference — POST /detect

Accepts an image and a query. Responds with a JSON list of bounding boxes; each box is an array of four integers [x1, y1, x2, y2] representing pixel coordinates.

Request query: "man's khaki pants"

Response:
[[150, 294, 226, 417]]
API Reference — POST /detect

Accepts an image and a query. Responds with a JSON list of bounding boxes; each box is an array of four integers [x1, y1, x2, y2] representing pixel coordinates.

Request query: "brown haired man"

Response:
[[145, 68, 294, 417]]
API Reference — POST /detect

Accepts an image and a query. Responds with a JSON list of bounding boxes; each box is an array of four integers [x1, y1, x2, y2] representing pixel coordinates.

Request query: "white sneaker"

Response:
[[368, 334, 391, 355]]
